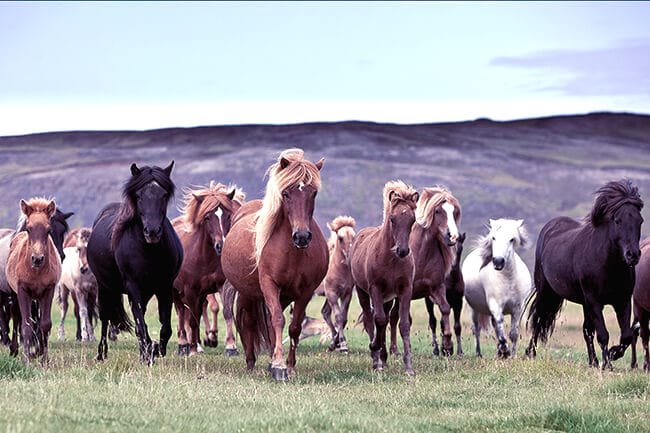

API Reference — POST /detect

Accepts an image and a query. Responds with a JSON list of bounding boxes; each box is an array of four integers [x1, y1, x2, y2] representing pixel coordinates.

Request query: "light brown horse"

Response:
[[172, 182, 244, 355], [631, 237, 650, 371], [6, 198, 62, 362], [57, 227, 97, 342], [320, 216, 356, 353], [388, 186, 461, 357], [221, 148, 328, 381], [351, 180, 419, 375]]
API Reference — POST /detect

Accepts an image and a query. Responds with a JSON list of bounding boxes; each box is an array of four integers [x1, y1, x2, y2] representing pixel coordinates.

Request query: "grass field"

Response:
[[1, 298, 649, 433]]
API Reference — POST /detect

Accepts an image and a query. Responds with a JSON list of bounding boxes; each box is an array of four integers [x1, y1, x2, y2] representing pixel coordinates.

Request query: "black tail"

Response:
[[526, 283, 564, 345], [88, 290, 98, 327], [97, 285, 133, 333], [234, 293, 271, 356]]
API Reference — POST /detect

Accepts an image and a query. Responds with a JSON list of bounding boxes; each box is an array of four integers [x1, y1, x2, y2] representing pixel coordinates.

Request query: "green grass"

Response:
[[1, 300, 649, 433]]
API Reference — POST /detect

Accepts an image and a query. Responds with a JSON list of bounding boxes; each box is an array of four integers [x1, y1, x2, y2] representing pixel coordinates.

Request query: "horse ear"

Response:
[[163, 160, 174, 177], [315, 158, 325, 171], [489, 218, 497, 228], [459, 232, 466, 243], [280, 157, 291, 170], [20, 199, 32, 216], [326, 222, 333, 231], [388, 190, 396, 202], [130, 163, 141, 176], [515, 219, 524, 228], [226, 188, 236, 201], [62, 211, 74, 220], [192, 193, 204, 203], [411, 192, 419, 203], [46, 200, 56, 218]]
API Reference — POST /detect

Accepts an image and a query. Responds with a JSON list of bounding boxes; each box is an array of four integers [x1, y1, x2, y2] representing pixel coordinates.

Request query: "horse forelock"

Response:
[[382, 180, 417, 222], [180, 182, 236, 229], [589, 179, 644, 226], [329, 216, 356, 233], [253, 149, 322, 266], [415, 186, 461, 229]]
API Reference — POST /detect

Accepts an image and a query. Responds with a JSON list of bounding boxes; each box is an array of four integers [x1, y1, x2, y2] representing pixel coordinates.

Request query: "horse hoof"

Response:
[[337, 347, 349, 354], [432, 346, 440, 357], [441, 347, 453, 357], [390, 349, 401, 357], [270, 366, 289, 382], [643, 362, 650, 372], [525, 346, 536, 358], [405, 367, 415, 377], [608, 345, 626, 361], [178, 344, 190, 356], [203, 338, 219, 348], [225, 347, 239, 357]]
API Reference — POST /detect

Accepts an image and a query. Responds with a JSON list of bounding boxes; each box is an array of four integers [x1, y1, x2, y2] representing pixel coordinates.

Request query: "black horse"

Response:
[[0, 208, 73, 353], [526, 179, 643, 369], [88, 162, 183, 365]]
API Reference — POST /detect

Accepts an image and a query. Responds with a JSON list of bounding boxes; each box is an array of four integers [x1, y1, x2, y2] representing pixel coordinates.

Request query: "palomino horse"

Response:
[[6, 198, 62, 362], [463, 219, 532, 358], [0, 208, 72, 354], [172, 181, 244, 355], [351, 180, 419, 375], [57, 228, 98, 342], [221, 148, 328, 381], [88, 162, 183, 365], [388, 187, 461, 357], [632, 237, 650, 371], [527, 179, 643, 369], [320, 215, 356, 353]]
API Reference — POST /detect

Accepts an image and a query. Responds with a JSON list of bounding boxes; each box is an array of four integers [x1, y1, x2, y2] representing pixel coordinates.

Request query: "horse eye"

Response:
[[282, 191, 289, 199], [510, 238, 515, 243], [492, 236, 495, 241]]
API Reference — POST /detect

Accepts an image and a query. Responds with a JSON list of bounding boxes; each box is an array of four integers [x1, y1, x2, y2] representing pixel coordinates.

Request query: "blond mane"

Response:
[[178, 181, 245, 232], [327, 216, 356, 251], [382, 180, 418, 222], [254, 148, 322, 266], [415, 186, 462, 229]]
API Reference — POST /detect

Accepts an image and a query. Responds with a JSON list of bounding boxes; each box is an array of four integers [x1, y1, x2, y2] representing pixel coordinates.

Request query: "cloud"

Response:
[[490, 39, 650, 97]]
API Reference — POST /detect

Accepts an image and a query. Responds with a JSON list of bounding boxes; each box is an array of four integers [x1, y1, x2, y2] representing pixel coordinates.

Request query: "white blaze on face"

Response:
[[298, 181, 305, 192], [442, 202, 459, 242], [215, 206, 224, 236]]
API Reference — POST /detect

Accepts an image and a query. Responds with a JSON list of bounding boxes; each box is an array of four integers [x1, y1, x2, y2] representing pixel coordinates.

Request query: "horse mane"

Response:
[[327, 216, 356, 251], [588, 179, 643, 227], [111, 164, 175, 250], [254, 148, 322, 266], [382, 180, 418, 222], [178, 182, 245, 231], [414, 186, 461, 276]]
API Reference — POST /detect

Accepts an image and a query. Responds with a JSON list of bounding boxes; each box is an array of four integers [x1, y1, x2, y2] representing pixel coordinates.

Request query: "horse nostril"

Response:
[[292, 231, 312, 248], [31, 255, 44, 267], [80, 266, 89, 274], [493, 257, 505, 270], [215, 242, 223, 255]]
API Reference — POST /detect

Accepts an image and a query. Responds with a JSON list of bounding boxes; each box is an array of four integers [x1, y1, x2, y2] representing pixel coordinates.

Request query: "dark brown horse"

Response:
[[351, 180, 419, 375], [526, 179, 643, 369], [172, 182, 244, 355], [442, 231, 466, 355], [631, 237, 650, 371], [320, 216, 356, 353], [221, 148, 328, 381], [388, 186, 461, 357], [6, 198, 62, 362]]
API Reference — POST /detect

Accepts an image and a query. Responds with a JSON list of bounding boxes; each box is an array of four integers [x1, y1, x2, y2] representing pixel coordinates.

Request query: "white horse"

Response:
[[462, 218, 533, 358]]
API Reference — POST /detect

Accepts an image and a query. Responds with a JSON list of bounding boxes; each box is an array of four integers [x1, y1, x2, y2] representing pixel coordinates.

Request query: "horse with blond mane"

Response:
[[6, 198, 62, 362], [172, 181, 244, 355], [351, 180, 419, 375], [221, 149, 328, 381], [388, 186, 461, 357], [320, 215, 356, 353]]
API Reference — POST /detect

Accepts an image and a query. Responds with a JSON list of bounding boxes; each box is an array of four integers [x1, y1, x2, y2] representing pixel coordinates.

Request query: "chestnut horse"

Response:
[[632, 237, 650, 371], [88, 161, 183, 365], [172, 181, 244, 355], [0, 209, 72, 353], [320, 216, 356, 353], [526, 179, 643, 369], [388, 187, 461, 357], [6, 198, 62, 362], [221, 148, 328, 381], [202, 281, 238, 355], [57, 228, 98, 342], [351, 180, 419, 375]]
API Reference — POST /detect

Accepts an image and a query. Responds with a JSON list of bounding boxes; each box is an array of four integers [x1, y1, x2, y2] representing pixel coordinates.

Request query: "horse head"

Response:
[[386, 185, 418, 259], [485, 219, 528, 271], [590, 179, 644, 267], [129, 161, 175, 244], [20, 198, 56, 269], [327, 216, 356, 261], [415, 187, 461, 247], [75, 228, 92, 274], [454, 232, 467, 266], [193, 186, 239, 255]]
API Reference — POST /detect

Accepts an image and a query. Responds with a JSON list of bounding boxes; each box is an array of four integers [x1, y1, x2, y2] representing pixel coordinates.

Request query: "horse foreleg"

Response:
[[508, 310, 521, 357], [0, 293, 11, 346], [78, 291, 92, 342], [259, 276, 287, 381], [388, 299, 400, 356], [356, 288, 374, 341], [336, 290, 353, 353], [38, 287, 55, 365], [450, 292, 464, 356], [203, 293, 220, 347], [488, 299, 509, 359], [287, 293, 311, 375], [425, 297, 439, 356], [641, 315, 650, 372], [173, 295, 189, 355], [57, 284, 69, 341], [581, 307, 599, 368], [16, 289, 35, 360], [471, 309, 482, 358], [157, 287, 173, 359], [398, 290, 414, 376], [433, 289, 453, 356], [126, 285, 153, 365], [188, 295, 204, 355], [320, 296, 336, 350], [221, 284, 238, 356], [609, 300, 633, 361], [72, 293, 82, 341]]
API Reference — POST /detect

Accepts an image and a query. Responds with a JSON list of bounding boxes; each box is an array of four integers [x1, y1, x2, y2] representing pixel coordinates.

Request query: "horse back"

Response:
[[634, 238, 650, 312], [231, 199, 262, 228]]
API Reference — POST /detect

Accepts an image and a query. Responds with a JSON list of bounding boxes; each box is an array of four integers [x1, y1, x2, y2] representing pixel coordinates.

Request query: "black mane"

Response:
[[589, 179, 643, 226]]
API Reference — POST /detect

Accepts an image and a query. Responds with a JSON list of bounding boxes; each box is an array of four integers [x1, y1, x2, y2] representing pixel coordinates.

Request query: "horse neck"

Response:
[[330, 241, 348, 269], [378, 217, 395, 254], [588, 224, 626, 267], [414, 223, 453, 272]]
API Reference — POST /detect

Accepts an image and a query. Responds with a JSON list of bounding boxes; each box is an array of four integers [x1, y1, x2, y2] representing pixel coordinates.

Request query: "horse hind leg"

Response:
[[450, 293, 464, 356], [609, 300, 633, 362], [432, 290, 454, 357], [156, 287, 174, 359], [221, 284, 239, 356], [320, 296, 336, 351], [336, 290, 353, 353], [471, 308, 483, 358], [641, 317, 650, 372], [57, 284, 69, 341], [202, 293, 219, 348]]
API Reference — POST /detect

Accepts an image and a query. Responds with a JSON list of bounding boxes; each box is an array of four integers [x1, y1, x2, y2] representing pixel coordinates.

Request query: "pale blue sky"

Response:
[[1, 1, 649, 135]]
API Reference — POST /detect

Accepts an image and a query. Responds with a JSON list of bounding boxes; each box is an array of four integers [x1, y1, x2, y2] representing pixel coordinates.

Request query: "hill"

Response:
[[1, 112, 650, 265]]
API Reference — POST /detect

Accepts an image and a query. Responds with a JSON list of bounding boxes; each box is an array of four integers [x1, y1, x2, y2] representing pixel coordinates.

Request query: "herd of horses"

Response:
[[0, 147, 649, 381]]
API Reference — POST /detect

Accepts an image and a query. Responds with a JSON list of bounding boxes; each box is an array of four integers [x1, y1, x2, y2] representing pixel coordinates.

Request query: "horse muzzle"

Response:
[[292, 230, 312, 249], [143, 226, 162, 244], [215, 241, 223, 256], [492, 257, 505, 271], [395, 246, 410, 258], [31, 254, 45, 268], [625, 249, 640, 267]]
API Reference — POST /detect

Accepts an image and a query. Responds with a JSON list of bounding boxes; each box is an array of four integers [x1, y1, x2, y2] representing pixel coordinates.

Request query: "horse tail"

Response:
[[526, 279, 564, 344], [221, 280, 236, 327], [234, 292, 271, 356], [88, 289, 98, 326], [477, 312, 491, 331], [97, 286, 133, 333]]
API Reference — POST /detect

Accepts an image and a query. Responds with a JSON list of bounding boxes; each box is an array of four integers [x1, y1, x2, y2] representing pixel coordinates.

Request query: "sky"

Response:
[[1, 1, 649, 136]]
